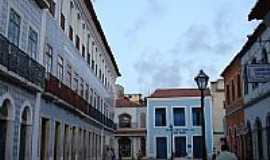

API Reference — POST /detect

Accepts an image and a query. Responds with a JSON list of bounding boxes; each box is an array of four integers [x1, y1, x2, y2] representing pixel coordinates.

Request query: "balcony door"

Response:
[[193, 136, 203, 159], [156, 137, 167, 159], [175, 136, 186, 158]]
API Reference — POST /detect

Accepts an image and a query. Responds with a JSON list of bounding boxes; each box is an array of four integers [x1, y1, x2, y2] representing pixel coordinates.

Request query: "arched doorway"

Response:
[[118, 137, 131, 158], [0, 99, 13, 160], [19, 106, 32, 160]]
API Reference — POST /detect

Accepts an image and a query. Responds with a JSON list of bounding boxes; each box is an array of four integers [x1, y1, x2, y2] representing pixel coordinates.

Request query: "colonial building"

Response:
[[210, 79, 225, 152], [114, 94, 146, 160], [0, 0, 120, 160], [221, 52, 246, 159], [146, 88, 213, 159]]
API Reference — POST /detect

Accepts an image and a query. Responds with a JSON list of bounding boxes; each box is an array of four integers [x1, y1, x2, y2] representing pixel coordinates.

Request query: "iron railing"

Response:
[[0, 34, 45, 88], [45, 74, 116, 129]]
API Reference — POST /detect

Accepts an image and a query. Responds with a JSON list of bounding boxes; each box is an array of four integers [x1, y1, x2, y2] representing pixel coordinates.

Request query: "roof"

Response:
[[221, 22, 267, 76], [83, 0, 121, 76], [115, 97, 144, 107], [148, 88, 211, 98], [248, 0, 270, 21]]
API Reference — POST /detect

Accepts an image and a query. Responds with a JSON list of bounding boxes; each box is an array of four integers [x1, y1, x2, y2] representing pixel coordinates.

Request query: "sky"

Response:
[[93, 0, 259, 95]]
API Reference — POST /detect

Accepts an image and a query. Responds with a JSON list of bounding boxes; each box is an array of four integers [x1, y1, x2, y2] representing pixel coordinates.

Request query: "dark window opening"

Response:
[[155, 108, 166, 127], [192, 108, 202, 126]]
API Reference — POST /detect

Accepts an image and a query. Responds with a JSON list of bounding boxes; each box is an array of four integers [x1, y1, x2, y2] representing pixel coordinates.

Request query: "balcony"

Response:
[[45, 74, 116, 129], [0, 34, 45, 89]]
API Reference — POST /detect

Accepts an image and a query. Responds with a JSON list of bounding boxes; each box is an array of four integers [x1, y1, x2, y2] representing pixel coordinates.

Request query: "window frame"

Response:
[[28, 27, 38, 60], [7, 8, 21, 46], [191, 106, 203, 127], [154, 106, 168, 128], [171, 106, 186, 127]]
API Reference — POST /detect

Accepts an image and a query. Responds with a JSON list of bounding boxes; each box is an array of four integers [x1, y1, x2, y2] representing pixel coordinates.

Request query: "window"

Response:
[[57, 56, 64, 81], [48, 0, 56, 16], [175, 137, 186, 157], [66, 65, 72, 87], [244, 65, 249, 95], [8, 9, 21, 46], [155, 108, 166, 127], [90, 88, 93, 105], [87, 53, 91, 65], [28, 27, 38, 59], [73, 73, 79, 92], [91, 60, 95, 70], [173, 108, 185, 126], [237, 74, 241, 98], [85, 84, 89, 101], [69, 26, 73, 41], [76, 35, 80, 50], [119, 114, 131, 128], [60, 13, 65, 31], [262, 48, 269, 64], [231, 80, 235, 101], [80, 78, 84, 97], [82, 45, 85, 58], [226, 85, 230, 105], [44, 44, 53, 72], [192, 108, 202, 126]]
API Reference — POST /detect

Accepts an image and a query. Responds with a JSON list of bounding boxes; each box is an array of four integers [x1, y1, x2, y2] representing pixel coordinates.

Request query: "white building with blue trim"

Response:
[[146, 88, 213, 159]]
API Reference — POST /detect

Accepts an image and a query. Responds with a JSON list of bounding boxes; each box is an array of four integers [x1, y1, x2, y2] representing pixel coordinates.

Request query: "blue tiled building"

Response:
[[146, 88, 213, 159]]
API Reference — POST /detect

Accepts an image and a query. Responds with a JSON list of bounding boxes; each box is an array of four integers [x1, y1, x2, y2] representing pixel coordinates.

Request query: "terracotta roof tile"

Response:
[[115, 97, 143, 107], [148, 88, 211, 98]]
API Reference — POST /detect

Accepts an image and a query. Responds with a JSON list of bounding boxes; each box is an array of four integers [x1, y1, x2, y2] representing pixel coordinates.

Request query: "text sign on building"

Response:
[[246, 64, 270, 83]]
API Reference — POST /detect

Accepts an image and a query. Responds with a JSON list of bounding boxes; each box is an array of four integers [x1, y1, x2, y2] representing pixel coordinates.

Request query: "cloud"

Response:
[[124, 0, 167, 40]]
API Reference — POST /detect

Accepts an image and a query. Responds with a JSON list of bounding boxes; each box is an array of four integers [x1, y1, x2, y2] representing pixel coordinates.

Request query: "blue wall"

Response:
[[147, 96, 213, 158]]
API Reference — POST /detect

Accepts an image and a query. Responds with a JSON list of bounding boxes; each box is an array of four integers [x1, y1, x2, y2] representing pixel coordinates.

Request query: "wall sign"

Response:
[[246, 64, 270, 83]]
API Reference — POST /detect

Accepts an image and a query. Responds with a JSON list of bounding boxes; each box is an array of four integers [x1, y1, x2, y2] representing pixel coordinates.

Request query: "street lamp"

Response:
[[194, 70, 209, 160], [169, 124, 174, 160]]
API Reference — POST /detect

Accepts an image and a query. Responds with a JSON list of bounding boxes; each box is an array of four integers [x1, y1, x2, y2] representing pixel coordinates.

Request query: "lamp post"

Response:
[[169, 124, 174, 160], [194, 70, 209, 160]]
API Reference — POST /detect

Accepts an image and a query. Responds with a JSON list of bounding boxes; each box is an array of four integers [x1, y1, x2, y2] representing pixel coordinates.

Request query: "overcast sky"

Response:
[[94, 0, 259, 95]]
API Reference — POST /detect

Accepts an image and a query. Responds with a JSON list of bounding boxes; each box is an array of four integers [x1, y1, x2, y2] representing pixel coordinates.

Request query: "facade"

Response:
[[146, 88, 213, 159], [240, 22, 270, 160], [114, 94, 146, 160], [210, 79, 225, 152], [221, 53, 245, 159], [0, 0, 120, 160]]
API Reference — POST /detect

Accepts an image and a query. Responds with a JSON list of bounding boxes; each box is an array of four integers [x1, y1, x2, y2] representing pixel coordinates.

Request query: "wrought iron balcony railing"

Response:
[[0, 34, 45, 88], [45, 74, 116, 129]]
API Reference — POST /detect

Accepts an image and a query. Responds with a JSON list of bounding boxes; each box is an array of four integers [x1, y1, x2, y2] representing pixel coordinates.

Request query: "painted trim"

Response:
[[148, 96, 212, 102]]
